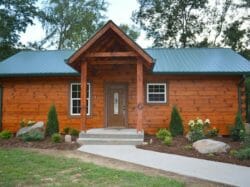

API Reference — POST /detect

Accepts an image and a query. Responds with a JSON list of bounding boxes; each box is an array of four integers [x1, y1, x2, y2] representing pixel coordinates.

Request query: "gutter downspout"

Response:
[[238, 75, 246, 116]]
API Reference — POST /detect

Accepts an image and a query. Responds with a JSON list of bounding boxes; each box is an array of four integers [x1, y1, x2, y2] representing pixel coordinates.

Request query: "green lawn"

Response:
[[0, 149, 183, 187]]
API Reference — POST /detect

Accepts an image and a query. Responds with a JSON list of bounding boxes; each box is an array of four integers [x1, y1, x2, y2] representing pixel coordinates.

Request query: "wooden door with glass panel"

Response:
[[106, 84, 127, 127]]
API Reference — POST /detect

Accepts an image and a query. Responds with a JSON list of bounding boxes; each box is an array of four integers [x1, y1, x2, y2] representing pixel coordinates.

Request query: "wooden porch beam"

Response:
[[136, 60, 144, 132], [86, 51, 137, 58], [89, 60, 136, 65], [80, 62, 87, 131]]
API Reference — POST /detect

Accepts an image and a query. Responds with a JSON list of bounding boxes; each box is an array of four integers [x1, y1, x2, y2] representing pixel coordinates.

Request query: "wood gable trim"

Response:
[[67, 20, 154, 68], [85, 51, 137, 58]]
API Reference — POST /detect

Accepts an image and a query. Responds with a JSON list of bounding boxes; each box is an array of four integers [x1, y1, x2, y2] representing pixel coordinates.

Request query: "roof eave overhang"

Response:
[[0, 72, 80, 78], [152, 71, 250, 75]]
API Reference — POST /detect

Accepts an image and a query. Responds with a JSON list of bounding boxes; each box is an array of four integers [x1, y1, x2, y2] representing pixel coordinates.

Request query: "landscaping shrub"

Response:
[[69, 128, 80, 137], [21, 131, 44, 142], [206, 127, 219, 138], [230, 112, 245, 141], [163, 136, 172, 146], [63, 127, 71, 135], [189, 130, 204, 142], [156, 128, 171, 140], [20, 119, 36, 128], [169, 106, 183, 137], [51, 133, 62, 143], [234, 147, 250, 160], [20, 119, 26, 128], [244, 133, 250, 148], [229, 149, 238, 156], [46, 104, 59, 136], [0, 130, 12, 139], [188, 117, 210, 142], [183, 144, 193, 150]]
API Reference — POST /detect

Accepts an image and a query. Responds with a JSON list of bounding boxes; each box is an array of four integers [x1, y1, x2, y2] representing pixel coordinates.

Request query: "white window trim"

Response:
[[146, 83, 167, 104], [70, 83, 91, 116], [86, 83, 91, 116]]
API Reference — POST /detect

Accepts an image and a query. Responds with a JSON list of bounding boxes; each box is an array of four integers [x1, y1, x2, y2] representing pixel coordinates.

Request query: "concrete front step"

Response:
[[77, 138, 143, 145], [77, 128, 144, 145], [79, 133, 143, 139]]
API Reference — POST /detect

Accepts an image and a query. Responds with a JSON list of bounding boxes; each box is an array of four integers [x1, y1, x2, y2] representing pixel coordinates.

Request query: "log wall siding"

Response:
[[0, 77, 81, 132], [144, 74, 240, 135], [0, 67, 241, 135]]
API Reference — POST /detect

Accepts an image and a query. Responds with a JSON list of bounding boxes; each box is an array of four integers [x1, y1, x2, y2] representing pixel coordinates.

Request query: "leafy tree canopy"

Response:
[[119, 24, 140, 41], [133, 0, 250, 59], [0, 0, 42, 61], [133, 0, 208, 48], [223, 21, 247, 51], [40, 0, 107, 49]]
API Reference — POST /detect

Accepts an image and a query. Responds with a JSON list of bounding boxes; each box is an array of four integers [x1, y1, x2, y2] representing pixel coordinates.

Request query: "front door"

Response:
[[106, 84, 127, 128]]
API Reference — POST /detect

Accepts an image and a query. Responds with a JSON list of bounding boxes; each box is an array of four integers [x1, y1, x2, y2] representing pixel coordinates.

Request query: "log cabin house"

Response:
[[0, 20, 250, 137]]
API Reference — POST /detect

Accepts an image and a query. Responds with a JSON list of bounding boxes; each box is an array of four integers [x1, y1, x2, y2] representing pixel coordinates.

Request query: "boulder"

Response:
[[16, 121, 45, 138], [193, 139, 230, 154], [65, 135, 72, 143]]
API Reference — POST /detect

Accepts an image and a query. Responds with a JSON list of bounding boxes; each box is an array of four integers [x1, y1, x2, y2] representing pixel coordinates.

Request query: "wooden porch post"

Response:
[[81, 62, 87, 131], [136, 60, 144, 132]]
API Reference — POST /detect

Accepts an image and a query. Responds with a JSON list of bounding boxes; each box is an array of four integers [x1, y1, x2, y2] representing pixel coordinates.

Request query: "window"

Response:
[[70, 83, 91, 115], [147, 83, 167, 103]]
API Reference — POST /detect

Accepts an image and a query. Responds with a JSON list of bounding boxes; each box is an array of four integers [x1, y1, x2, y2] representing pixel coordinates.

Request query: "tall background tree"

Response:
[[0, 0, 42, 61], [119, 24, 140, 41], [222, 20, 250, 59], [132, 0, 208, 47], [133, 0, 250, 59], [0, 0, 141, 59], [40, 0, 107, 49]]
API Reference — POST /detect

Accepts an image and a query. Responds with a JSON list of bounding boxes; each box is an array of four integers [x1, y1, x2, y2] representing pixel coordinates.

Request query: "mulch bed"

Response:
[[0, 136, 80, 150], [137, 134, 250, 167]]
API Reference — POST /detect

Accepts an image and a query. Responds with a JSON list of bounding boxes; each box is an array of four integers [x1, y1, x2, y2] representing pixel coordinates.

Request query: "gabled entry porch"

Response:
[[67, 21, 154, 140]]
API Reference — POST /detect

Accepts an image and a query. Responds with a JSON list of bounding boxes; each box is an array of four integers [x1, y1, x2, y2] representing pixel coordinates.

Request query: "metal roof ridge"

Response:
[[19, 49, 76, 52], [144, 47, 232, 50]]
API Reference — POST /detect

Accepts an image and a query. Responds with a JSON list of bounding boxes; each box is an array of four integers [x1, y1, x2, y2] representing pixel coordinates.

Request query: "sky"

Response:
[[20, 0, 153, 49]]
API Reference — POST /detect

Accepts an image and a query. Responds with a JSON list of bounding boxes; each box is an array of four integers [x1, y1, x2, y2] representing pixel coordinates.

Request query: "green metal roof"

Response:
[[147, 48, 250, 74], [0, 48, 250, 77], [0, 50, 78, 77]]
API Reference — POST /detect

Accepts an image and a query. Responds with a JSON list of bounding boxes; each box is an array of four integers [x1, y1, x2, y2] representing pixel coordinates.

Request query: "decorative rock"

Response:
[[149, 138, 153, 144], [193, 139, 230, 154], [16, 121, 45, 138], [65, 135, 72, 143], [185, 132, 191, 141]]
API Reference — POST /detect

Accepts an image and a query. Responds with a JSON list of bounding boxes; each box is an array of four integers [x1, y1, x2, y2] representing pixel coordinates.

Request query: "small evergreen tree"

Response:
[[46, 104, 59, 136], [169, 106, 184, 137], [230, 112, 246, 141]]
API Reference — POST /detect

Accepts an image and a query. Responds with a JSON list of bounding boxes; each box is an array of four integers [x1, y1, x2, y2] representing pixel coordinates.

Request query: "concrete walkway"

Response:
[[78, 145, 250, 187]]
